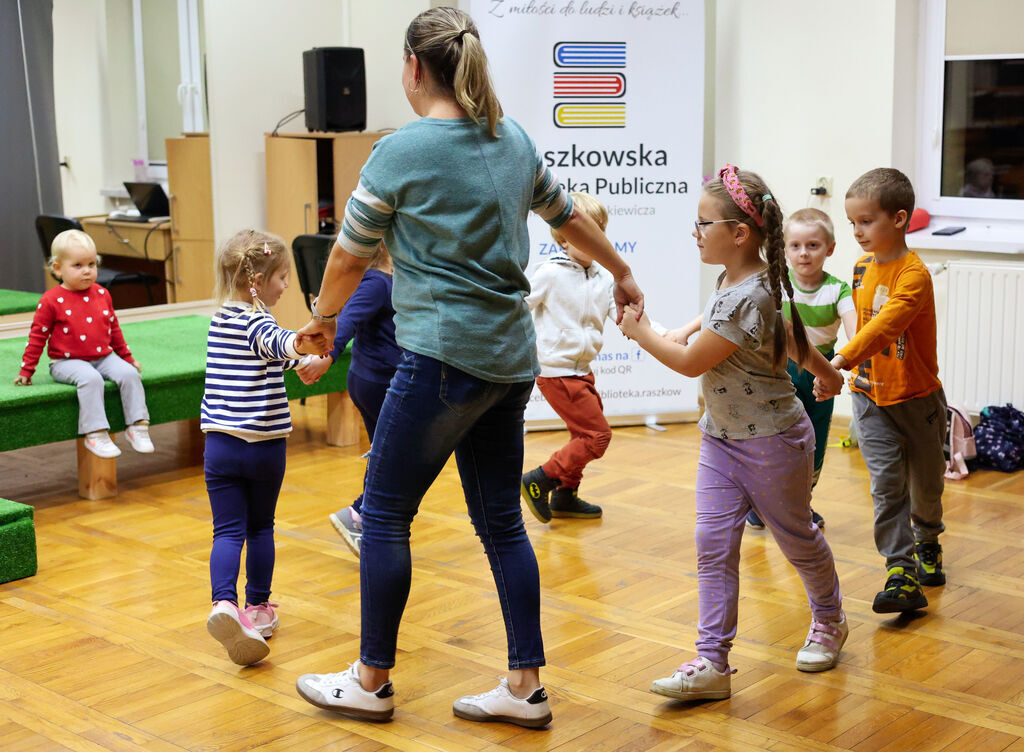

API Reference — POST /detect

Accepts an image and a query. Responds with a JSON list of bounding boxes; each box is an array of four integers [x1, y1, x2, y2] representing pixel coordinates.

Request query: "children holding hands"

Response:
[[621, 166, 847, 700], [15, 229, 153, 458], [201, 229, 322, 666], [826, 168, 947, 613]]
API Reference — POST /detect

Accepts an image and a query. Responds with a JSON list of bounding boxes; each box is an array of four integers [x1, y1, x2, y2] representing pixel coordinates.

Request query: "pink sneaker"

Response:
[[244, 602, 279, 638], [207, 600, 269, 666]]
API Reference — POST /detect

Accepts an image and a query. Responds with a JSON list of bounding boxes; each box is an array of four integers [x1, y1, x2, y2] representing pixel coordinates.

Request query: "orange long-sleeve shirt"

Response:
[[839, 251, 942, 407]]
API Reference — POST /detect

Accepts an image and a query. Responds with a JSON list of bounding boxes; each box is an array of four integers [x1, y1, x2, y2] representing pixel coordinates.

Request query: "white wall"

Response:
[[53, 0, 138, 216], [203, 0, 427, 246]]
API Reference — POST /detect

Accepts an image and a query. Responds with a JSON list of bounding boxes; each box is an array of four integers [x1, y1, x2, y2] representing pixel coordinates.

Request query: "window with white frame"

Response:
[[918, 0, 1024, 222]]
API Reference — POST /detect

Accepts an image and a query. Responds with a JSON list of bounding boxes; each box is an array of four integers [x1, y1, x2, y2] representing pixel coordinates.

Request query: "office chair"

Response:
[[35, 215, 160, 304], [291, 233, 336, 312]]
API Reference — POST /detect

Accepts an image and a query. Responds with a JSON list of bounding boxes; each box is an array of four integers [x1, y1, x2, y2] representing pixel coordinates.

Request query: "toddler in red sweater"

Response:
[[14, 229, 154, 458]]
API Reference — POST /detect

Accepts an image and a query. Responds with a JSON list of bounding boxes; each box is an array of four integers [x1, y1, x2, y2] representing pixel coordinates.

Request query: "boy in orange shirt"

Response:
[[826, 168, 946, 614]]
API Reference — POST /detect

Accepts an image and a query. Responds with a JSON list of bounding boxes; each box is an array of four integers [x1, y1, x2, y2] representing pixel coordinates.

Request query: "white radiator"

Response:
[[938, 260, 1024, 414]]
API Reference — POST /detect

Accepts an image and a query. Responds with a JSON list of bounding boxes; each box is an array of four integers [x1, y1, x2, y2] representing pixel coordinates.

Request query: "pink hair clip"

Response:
[[263, 242, 271, 255], [249, 286, 258, 298], [718, 164, 764, 227]]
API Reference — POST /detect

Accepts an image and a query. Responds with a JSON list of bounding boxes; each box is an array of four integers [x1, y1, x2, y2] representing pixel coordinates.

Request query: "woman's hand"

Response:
[[296, 355, 332, 384], [612, 273, 645, 324], [295, 320, 334, 356], [14, 375, 31, 386], [132, 361, 143, 372]]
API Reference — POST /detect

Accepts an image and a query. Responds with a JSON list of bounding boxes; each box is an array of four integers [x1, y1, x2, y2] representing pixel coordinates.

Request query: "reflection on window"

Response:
[[941, 58, 1024, 200]]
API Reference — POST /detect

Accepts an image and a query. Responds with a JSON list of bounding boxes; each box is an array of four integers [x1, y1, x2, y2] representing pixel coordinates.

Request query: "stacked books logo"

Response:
[[552, 42, 626, 129]]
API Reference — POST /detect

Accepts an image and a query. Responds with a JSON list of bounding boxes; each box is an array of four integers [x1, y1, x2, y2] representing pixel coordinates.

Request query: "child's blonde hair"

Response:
[[550, 192, 608, 246], [704, 168, 810, 371], [49, 229, 100, 273], [214, 229, 289, 307], [367, 241, 393, 273], [785, 208, 835, 245]]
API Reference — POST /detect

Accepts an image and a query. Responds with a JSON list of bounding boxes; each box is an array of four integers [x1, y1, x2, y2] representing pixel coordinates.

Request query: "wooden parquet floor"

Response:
[[1, 395, 1023, 751]]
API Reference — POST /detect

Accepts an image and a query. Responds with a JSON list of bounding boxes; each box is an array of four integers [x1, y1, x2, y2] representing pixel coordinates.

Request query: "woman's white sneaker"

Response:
[[796, 615, 849, 672], [650, 657, 734, 701], [295, 661, 395, 721], [206, 600, 269, 666], [452, 678, 552, 728]]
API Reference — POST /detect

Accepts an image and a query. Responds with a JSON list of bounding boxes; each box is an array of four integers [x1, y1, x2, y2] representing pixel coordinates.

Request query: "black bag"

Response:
[[973, 403, 1024, 473]]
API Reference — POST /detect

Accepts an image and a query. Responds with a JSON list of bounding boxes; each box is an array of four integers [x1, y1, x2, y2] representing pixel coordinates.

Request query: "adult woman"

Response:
[[294, 7, 643, 727]]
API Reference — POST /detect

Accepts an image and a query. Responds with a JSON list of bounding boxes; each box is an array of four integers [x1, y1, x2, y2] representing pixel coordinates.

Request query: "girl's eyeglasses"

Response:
[[694, 219, 739, 237]]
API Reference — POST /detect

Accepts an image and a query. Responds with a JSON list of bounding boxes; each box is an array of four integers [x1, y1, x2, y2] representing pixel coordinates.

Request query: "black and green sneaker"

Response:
[[521, 466, 557, 523], [549, 488, 603, 519], [914, 541, 946, 586], [872, 566, 928, 613]]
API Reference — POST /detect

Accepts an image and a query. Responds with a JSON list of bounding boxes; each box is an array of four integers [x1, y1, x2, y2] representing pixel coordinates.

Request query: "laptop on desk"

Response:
[[111, 182, 171, 222]]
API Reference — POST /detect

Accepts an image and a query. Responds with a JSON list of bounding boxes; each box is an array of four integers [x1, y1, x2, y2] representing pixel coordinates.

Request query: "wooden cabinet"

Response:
[[265, 131, 384, 329], [166, 133, 215, 302]]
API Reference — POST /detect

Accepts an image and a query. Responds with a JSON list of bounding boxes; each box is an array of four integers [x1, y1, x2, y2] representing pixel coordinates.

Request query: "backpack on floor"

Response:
[[973, 403, 1024, 473], [943, 404, 977, 479]]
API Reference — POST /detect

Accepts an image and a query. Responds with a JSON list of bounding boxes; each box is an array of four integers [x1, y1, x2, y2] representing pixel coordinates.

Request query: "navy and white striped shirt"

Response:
[[200, 302, 301, 441]]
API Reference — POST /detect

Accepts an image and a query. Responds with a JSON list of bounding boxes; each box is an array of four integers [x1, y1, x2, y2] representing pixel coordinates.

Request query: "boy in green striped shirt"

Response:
[[747, 208, 857, 531]]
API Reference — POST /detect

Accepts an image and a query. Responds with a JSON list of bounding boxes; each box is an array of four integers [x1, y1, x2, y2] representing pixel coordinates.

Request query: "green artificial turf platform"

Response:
[[0, 314, 349, 452], [0, 288, 43, 316], [0, 498, 37, 584]]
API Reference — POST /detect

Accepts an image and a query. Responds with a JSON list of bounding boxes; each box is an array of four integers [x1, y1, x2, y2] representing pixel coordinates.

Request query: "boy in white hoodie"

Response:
[[521, 192, 617, 523]]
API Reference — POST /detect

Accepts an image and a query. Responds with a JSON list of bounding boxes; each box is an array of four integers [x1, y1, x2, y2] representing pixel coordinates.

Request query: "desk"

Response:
[[80, 216, 213, 304]]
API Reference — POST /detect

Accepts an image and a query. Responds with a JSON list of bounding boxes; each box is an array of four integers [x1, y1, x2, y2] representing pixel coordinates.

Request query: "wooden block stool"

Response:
[[0, 498, 38, 584]]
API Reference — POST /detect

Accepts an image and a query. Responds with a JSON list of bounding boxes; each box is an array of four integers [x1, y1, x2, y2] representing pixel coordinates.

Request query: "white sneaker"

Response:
[[207, 600, 269, 666], [452, 677, 552, 728], [650, 657, 735, 701], [295, 661, 394, 721], [84, 431, 121, 458], [796, 615, 849, 672], [125, 423, 154, 453]]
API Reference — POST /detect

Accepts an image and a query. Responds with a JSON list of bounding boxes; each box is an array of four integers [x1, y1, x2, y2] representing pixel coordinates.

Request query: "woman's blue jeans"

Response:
[[358, 351, 544, 670]]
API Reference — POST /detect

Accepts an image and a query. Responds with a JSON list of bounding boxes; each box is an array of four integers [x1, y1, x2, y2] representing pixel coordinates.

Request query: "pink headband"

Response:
[[718, 164, 765, 227]]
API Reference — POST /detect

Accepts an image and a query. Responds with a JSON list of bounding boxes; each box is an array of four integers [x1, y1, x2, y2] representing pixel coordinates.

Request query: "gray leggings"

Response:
[[852, 389, 946, 572], [50, 353, 149, 435]]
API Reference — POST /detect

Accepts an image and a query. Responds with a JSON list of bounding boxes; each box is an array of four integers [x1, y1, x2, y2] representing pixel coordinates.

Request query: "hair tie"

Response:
[[457, 29, 470, 42], [762, 193, 773, 202], [263, 242, 271, 256], [717, 164, 764, 227], [249, 286, 258, 299]]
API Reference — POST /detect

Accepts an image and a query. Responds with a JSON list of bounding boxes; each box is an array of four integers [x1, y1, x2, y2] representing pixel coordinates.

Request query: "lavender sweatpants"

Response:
[[695, 414, 843, 666]]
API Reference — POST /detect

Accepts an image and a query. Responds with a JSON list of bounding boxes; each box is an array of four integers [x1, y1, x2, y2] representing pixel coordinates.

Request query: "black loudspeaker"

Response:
[[303, 47, 366, 132]]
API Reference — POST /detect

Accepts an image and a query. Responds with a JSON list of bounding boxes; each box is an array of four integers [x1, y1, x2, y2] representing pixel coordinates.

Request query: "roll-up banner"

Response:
[[472, 0, 705, 424]]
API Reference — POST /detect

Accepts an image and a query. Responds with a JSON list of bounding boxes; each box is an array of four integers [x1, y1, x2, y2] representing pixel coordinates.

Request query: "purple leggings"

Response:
[[695, 415, 843, 666]]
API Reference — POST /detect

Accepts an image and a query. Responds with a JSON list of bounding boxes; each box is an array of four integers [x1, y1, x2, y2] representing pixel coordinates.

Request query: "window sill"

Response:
[[906, 217, 1024, 255]]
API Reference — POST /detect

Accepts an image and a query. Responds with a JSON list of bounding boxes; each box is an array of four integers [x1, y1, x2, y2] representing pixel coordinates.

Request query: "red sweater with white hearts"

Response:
[[19, 284, 135, 379]]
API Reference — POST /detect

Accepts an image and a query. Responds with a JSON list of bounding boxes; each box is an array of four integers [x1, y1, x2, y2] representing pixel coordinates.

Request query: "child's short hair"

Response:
[[550, 191, 608, 245], [785, 208, 835, 245], [846, 167, 915, 218], [49, 229, 98, 268], [214, 229, 289, 304]]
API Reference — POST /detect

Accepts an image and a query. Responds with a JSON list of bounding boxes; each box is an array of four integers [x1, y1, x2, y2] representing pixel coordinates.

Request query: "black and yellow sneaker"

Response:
[[872, 567, 928, 613], [520, 466, 557, 523], [914, 541, 946, 586], [549, 487, 602, 519]]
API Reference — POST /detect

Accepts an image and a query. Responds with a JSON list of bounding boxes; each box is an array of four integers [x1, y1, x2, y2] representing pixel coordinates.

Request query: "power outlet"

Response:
[[814, 176, 834, 197]]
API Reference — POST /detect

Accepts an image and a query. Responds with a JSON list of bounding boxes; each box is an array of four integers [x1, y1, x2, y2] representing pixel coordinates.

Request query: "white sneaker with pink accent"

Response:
[[795, 615, 849, 672], [244, 602, 279, 638], [207, 600, 269, 666], [650, 657, 735, 701]]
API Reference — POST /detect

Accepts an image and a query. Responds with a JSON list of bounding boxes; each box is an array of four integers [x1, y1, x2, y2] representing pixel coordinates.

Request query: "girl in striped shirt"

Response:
[[201, 229, 318, 666]]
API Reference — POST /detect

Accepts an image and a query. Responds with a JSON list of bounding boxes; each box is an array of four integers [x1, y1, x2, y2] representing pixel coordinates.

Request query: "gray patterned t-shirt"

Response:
[[697, 271, 804, 440]]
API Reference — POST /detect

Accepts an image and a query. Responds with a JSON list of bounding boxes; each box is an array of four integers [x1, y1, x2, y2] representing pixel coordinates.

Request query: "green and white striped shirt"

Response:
[[782, 270, 853, 354]]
